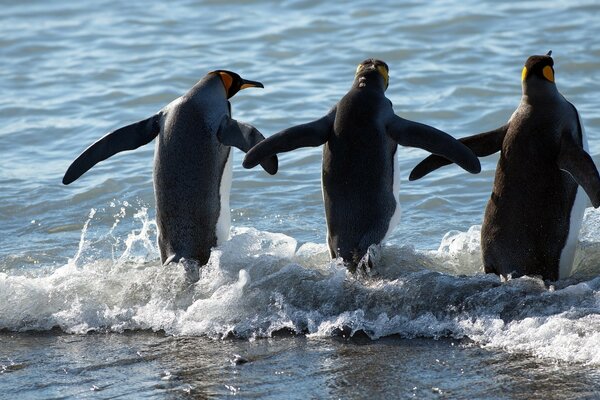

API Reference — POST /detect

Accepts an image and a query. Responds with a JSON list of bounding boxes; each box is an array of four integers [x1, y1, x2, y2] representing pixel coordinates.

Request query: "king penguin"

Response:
[[410, 52, 600, 280], [63, 70, 278, 266], [243, 59, 480, 270]]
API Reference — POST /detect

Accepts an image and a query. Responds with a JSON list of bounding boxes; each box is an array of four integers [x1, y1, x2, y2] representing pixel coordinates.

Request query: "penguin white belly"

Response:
[[215, 151, 233, 245], [383, 150, 401, 242], [558, 111, 589, 279], [321, 173, 331, 256]]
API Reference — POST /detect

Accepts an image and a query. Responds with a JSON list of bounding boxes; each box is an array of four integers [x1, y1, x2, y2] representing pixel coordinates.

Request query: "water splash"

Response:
[[1, 205, 600, 366], [117, 208, 159, 264], [70, 208, 96, 266]]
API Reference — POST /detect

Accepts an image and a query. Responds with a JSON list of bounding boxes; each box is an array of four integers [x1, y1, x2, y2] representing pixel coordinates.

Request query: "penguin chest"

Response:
[[215, 149, 233, 245], [558, 110, 590, 278], [383, 148, 401, 241]]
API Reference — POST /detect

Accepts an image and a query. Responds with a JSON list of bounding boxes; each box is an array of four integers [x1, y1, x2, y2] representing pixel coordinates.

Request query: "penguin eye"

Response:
[[542, 65, 554, 82]]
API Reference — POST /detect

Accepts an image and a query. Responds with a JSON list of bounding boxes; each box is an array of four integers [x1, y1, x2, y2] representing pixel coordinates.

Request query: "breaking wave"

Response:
[[1, 205, 600, 366]]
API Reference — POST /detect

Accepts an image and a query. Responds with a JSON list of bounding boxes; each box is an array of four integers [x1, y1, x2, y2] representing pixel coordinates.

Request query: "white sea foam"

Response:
[[430, 225, 484, 275], [1, 206, 600, 366]]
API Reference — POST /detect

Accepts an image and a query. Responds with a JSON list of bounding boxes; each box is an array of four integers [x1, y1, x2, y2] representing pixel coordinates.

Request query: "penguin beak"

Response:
[[240, 79, 264, 90]]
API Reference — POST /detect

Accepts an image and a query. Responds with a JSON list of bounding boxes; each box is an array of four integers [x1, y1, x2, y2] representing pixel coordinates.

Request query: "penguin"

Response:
[[409, 51, 600, 281], [63, 70, 278, 266], [243, 59, 480, 271]]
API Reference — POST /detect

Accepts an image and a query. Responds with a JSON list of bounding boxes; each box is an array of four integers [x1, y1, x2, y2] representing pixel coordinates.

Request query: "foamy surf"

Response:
[[1, 205, 599, 366]]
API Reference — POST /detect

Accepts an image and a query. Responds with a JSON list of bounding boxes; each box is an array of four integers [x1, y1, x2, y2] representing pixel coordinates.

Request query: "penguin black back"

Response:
[[243, 58, 479, 271], [409, 52, 600, 280]]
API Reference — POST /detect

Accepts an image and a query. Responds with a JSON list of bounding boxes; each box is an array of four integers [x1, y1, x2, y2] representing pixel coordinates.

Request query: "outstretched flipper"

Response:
[[558, 132, 600, 208], [386, 115, 481, 176], [217, 117, 278, 175], [62, 114, 162, 185], [408, 124, 509, 181], [242, 108, 336, 169]]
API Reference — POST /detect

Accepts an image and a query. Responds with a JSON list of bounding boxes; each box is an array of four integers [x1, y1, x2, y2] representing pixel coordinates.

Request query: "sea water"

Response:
[[1, 1, 600, 398]]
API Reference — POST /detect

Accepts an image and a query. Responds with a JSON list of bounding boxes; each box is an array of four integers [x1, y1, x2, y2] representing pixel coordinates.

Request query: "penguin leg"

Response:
[[242, 107, 336, 169], [356, 244, 382, 274], [326, 234, 337, 259], [409, 124, 509, 181], [63, 113, 162, 184], [385, 115, 481, 177], [557, 132, 600, 207], [216, 116, 278, 174], [353, 227, 386, 273]]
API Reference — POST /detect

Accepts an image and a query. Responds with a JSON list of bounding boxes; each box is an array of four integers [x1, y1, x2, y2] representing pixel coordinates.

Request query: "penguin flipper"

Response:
[[242, 107, 336, 169], [558, 133, 600, 208], [217, 117, 278, 175], [408, 125, 509, 180], [62, 114, 161, 185], [386, 115, 481, 176]]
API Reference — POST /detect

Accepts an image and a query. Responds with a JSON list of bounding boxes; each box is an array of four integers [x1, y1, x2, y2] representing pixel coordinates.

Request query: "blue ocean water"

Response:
[[1, 0, 600, 398]]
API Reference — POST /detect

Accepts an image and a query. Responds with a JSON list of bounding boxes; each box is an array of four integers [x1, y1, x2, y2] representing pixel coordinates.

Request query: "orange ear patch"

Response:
[[218, 72, 233, 92], [543, 65, 555, 82]]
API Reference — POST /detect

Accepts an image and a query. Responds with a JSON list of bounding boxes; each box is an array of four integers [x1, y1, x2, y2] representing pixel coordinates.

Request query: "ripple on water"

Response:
[[1, 4, 600, 398]]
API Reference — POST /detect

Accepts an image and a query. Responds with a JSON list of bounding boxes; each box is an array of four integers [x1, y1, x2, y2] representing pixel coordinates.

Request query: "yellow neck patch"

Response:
[[377, 65, 389, 89], [521, 66, 528, 82], [521, 65, 555, 82], [355, 63, 389, 88], [218, 72, 233, 93], [543, 65, 555, 82]]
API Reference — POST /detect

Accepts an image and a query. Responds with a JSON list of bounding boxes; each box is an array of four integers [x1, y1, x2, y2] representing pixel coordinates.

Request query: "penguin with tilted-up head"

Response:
[[243, 59, 480, 271], [63, 70, 278, 267], [410, 51, 600, 281]]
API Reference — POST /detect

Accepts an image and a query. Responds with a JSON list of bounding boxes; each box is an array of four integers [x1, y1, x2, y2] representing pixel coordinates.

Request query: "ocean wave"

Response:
[[1, 206, 599, 366]]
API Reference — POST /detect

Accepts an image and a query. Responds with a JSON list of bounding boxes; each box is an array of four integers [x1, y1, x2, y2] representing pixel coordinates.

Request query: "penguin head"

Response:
[[521, 51, 555, 86], [212, 70, 264, 98], [354, 59, 389, 90]]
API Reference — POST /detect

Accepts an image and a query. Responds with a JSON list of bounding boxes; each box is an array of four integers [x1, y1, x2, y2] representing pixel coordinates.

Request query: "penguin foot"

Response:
[[356, 244, 382, 276], [180, 258, 200, 284]]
